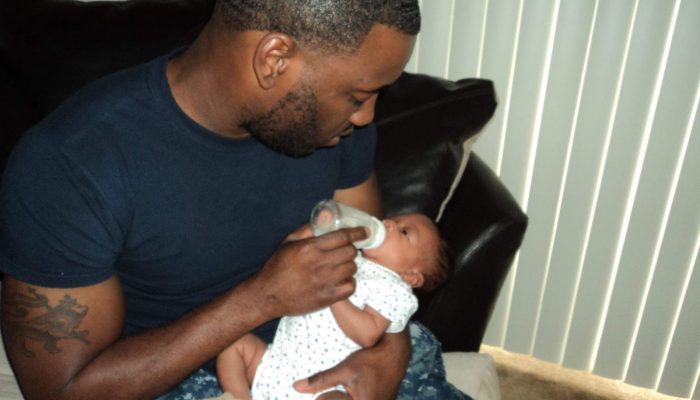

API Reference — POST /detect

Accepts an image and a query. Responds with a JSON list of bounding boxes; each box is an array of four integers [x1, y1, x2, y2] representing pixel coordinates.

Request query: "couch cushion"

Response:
[[443, 352, 501, 400], [374, 73, 496, 219]]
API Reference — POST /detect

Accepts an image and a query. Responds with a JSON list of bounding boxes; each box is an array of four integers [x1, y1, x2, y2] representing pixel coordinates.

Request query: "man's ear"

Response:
[[401, 270, 425, 289], [253, 32, 297, 90]]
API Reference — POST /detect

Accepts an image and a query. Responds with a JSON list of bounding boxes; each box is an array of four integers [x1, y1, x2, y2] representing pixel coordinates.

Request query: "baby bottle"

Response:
[[310, 199, 386, 249]]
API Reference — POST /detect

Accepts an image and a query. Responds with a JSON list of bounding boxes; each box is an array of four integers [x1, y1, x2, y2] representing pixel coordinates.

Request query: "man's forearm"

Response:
[[52, 279, 271, 400], [379, 329, 411, 381]]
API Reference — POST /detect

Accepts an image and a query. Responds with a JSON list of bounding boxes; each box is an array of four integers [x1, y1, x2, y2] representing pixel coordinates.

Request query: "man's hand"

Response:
[[293, 329, 411, 399], [250, 224, 368, 318]]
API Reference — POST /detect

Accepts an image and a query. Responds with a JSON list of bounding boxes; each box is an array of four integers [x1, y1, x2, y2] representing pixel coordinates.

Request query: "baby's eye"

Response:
[[401, 228, 409, 236]]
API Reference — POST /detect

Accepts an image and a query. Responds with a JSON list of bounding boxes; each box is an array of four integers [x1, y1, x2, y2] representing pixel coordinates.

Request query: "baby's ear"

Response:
[[401, 270, 425, 289]]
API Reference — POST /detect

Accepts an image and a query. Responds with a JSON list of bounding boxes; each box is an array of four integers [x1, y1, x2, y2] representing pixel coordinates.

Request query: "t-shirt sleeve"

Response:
[[336, 123, 377, 189], [355, 277, 418, 334], [0, 135, 125, 288]]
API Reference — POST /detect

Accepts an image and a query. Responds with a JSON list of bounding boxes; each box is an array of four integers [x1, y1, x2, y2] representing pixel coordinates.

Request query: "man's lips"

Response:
[[322, 126, 354, 146], [326, 136, 341, 146]]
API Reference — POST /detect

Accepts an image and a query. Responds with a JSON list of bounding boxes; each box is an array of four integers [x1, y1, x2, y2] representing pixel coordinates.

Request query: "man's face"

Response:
[[245, 24, 415, 157], [242, 74, 322, 157]]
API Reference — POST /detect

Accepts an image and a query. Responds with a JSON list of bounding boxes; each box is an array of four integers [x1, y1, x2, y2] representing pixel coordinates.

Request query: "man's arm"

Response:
[[1, 274, 263, 400], [1, 226, 367, 400]]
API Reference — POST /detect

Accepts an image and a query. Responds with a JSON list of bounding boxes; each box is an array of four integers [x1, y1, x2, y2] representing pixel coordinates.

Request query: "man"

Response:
[[0, 1, 429, 399]]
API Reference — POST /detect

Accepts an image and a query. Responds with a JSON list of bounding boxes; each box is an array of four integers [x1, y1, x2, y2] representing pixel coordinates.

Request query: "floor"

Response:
[[481, 345, 688, 400]]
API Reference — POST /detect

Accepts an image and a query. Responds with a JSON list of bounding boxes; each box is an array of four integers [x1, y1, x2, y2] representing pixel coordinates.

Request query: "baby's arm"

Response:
[[330, 300, 391, 348]]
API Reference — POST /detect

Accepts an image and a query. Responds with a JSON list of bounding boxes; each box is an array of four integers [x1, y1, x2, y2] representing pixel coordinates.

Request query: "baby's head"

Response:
[[362, 213, 448, 293]]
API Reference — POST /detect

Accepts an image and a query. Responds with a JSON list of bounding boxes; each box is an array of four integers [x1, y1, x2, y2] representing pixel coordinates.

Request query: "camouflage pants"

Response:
[[158, 322, 472, 400]]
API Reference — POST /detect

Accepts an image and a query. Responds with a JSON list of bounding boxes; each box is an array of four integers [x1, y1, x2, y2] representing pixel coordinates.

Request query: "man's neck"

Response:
[[165, 29, 251, 139]]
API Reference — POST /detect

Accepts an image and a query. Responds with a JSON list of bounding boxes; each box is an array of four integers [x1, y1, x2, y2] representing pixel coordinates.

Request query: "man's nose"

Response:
[[348, 94, 377, 127]]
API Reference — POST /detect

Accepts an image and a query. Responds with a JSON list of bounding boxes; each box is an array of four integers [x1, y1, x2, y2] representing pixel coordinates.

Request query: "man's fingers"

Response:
[[286, 226, 368, 252], [316, 391, 353, 400], [315, 267, 356, 306], [285, 224, 314, 242], [314, 227, 368, 250], [293, 365, 353, 395], [332, 275, 356, 300]]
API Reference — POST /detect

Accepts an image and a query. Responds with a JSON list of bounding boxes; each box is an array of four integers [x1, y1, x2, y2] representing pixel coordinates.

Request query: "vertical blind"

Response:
[[409, 1, 699, 398]]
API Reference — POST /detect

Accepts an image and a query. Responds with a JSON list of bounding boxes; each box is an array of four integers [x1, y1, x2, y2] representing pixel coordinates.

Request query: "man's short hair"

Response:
[[213, 0, 421, 54]]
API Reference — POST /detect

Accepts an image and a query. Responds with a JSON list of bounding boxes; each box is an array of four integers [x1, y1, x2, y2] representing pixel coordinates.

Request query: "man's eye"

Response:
[[350, 97, 363, 107]]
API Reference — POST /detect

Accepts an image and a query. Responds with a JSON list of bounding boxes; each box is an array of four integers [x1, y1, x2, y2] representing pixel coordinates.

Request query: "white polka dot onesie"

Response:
[[250, 254, 418, 399]]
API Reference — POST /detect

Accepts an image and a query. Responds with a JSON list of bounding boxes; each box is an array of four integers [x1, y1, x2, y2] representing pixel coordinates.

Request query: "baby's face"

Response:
[[362, 213, 439, 278]]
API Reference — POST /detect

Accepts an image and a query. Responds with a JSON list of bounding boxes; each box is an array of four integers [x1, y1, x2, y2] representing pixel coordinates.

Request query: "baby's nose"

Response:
[[383, 219, 395, 231]]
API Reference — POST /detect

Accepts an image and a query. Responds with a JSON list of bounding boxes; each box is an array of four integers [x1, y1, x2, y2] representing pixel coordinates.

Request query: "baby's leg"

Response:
[[216, 333, 268, 399]]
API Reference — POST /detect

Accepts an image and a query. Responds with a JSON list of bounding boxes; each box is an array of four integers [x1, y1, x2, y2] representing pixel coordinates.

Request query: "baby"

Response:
[[216, 213, 449, 399]]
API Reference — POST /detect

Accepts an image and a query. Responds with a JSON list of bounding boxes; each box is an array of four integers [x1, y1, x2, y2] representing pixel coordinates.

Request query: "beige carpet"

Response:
[[481, 345, 686, 400]]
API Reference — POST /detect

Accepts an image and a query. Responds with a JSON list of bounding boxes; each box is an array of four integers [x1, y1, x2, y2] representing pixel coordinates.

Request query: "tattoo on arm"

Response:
[[4, 287, 90, 358]]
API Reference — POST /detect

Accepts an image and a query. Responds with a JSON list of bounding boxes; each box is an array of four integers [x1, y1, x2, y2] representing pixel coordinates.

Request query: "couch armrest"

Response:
[[414, 153, 528, 352]]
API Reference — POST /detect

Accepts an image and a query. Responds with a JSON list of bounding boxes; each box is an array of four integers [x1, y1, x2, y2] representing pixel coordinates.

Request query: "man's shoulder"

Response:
[[34, 56, 166, 141], [19, 57, 170, 162]]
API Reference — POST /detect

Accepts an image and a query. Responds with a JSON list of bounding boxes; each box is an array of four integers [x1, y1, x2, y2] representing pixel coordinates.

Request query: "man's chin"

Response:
[[248, 132, 317, 158]]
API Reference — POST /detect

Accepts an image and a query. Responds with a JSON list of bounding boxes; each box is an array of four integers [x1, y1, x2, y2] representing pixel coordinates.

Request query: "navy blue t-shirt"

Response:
[[0, 51, 376, 345]]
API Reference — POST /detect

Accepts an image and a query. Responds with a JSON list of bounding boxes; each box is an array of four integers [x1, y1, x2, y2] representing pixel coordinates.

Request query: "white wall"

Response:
[[411, 1, 699, 398]]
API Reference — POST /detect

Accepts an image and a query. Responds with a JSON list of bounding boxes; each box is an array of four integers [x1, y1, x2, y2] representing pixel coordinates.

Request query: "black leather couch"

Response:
[[0, 0, 527, 354]]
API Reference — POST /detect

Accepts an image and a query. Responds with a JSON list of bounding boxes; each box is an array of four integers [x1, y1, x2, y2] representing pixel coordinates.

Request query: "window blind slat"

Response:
[[415, 0, 453, 78], [643, 208, 699, 398], [447, 0, 488, 80]]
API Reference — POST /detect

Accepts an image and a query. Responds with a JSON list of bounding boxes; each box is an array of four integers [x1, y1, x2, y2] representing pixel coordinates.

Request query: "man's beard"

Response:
[[241, 81, 323, 158]]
